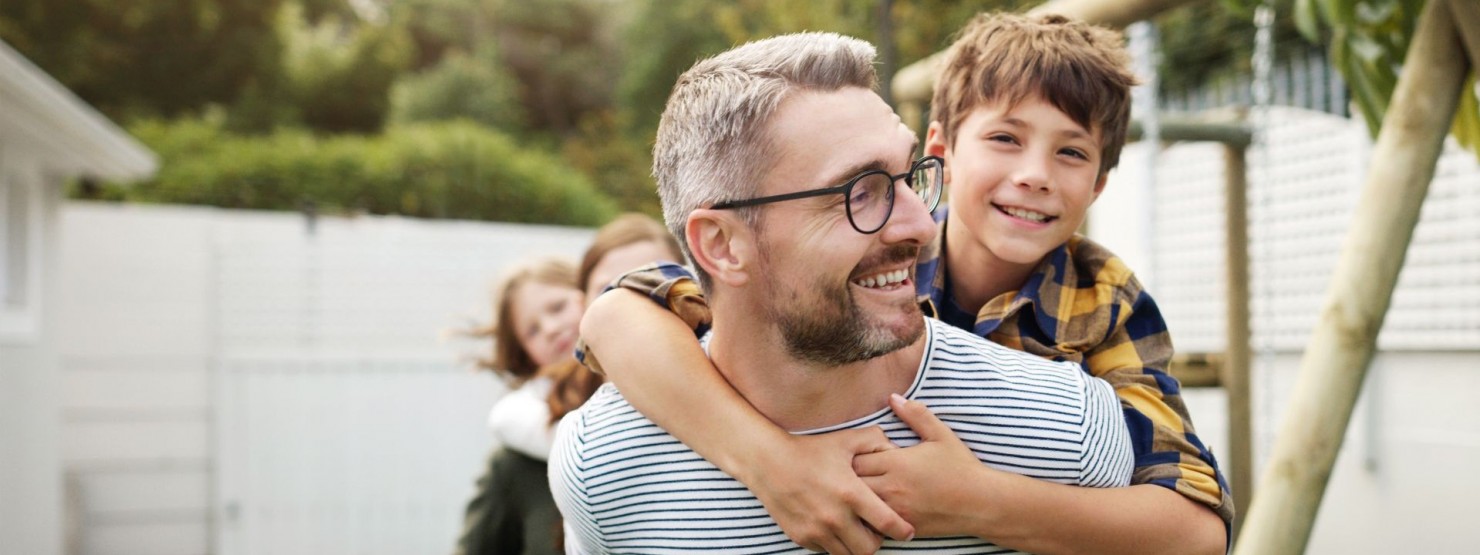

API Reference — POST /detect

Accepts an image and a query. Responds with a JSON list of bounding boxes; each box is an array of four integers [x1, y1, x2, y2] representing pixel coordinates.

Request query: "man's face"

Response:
[[933, 93, 1107, 271], [747, 87, 937, 364]]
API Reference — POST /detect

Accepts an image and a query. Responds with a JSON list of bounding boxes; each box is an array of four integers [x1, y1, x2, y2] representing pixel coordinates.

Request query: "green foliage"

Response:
[[278, 2, 414, 133], [0, 0, 284, 122], [113, 116, 618, 226], [1288, 0, 1480, 159], [1158, 1, 1314, 95], [389, 47, 525, 130]]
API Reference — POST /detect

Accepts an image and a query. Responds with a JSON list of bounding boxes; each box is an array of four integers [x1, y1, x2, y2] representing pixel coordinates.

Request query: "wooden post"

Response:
[[1221, 144, 1252, 538], [1232, 1, 1471, 553]]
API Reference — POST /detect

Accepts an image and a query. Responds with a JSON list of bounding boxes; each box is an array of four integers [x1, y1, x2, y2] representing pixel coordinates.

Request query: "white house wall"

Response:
[[1097, 106, 1480, 550], [0, 173, 64, 555]]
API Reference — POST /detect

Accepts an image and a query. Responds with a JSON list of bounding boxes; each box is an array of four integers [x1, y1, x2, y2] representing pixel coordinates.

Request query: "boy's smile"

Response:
[[928, 93, 1108, 295]]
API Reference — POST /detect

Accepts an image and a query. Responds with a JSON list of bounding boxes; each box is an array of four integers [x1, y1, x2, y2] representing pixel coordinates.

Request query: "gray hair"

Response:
[[652, 32, 879, 290]]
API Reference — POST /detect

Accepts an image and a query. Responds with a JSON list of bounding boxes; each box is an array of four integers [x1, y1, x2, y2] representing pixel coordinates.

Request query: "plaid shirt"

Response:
[[579, 226, 1234, 532]]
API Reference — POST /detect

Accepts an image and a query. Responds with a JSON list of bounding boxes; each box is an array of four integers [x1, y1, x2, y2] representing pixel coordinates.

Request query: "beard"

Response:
[[762, 244, 925, 365]]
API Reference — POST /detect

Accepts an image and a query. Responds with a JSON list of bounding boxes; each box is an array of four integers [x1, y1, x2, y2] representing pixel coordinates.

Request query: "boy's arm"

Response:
[[855, 387, 1224, 555], [578, 265, 913, 553], [1085, 288, 1235, 541]]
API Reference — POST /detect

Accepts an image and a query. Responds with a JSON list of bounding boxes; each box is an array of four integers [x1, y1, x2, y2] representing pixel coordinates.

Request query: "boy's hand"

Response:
[[853, 394, 999, 539], [745, 427, 915, 554]]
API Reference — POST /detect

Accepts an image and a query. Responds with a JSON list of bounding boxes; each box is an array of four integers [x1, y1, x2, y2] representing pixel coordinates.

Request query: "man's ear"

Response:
[[925, 121, 950, 185], [685, 208, 756, 287]]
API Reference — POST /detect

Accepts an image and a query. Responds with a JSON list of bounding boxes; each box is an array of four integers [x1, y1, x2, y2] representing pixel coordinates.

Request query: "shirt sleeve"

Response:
[[1078, 370, 1135, 487], [548, 411, 601, 553], [487, 380, 555, 461], [574, 262, 713, 377], [1084, 286, 1236, 530]]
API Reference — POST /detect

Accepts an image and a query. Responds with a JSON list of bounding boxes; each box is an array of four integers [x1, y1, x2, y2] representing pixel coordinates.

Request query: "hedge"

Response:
[[115, 117, 618, 226]]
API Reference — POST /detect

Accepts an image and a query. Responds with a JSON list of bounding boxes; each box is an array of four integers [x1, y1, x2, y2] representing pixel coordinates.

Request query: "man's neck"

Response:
[[942, 215, 1039, 316], [705, 310, 926, 432]]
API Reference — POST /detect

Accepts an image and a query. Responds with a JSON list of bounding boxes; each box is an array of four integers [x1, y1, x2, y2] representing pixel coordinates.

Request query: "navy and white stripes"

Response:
[[550, 318, 1133, 554]]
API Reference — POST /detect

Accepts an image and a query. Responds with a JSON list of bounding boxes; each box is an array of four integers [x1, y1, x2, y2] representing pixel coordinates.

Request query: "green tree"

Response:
[[1289, 0, 1480, 156], [0, 0, 284, 122]]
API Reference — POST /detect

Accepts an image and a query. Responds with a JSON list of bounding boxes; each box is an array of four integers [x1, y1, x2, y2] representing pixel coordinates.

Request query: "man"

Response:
[[548, 32, 1133, 554]]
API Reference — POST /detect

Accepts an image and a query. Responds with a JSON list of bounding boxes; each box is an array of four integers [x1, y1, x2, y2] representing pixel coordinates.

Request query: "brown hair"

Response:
[[475, 257, 577, 382], [576, 213, 684, 295], [930, 12, 1137, 176], [546, 213, 685, 424]]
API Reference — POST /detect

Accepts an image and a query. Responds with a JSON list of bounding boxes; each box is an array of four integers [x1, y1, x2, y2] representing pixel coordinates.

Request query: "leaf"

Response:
[[1295, 0, 1323, 42], [1452, 73, 1480, 161]]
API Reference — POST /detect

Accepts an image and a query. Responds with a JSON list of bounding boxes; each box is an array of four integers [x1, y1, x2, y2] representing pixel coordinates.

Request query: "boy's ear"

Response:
[[684, 209, 756, 288], [1091, 172, 1109, 200], [925, 121, 950, 183]]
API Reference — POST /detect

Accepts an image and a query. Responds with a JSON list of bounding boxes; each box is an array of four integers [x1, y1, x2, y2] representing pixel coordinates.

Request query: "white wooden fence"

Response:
[[58, 203, 591, 555]]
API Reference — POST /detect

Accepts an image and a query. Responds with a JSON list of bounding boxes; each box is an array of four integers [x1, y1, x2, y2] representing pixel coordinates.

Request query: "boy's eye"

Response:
[[987, 134, 1018, 144], [1060, 148, 1090, 160]]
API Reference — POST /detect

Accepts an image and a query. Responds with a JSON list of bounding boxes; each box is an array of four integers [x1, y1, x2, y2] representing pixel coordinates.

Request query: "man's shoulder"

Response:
[[924, 319, 1086, 382]]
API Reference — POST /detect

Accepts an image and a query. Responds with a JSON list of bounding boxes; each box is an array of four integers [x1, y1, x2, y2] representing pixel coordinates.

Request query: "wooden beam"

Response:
[[1127, 117, 1251, 146], [1222, 144, 1253, 538], [890, 0, 1204, 104], [1233, 1, 1471, 552]]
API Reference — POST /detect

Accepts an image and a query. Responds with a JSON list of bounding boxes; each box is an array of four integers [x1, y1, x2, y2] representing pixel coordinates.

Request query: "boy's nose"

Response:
[[1014, 154, 1053, 192]]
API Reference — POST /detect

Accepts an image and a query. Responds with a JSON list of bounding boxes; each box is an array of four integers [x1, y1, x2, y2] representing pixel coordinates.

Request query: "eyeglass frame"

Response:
[[709, 155, 944, 235]]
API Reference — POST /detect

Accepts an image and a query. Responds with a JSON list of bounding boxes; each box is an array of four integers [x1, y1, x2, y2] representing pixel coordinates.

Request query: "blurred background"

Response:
[[3, 0, 1479, 554]]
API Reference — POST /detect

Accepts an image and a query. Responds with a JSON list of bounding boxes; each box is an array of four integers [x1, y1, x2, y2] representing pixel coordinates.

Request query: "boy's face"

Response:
[[927, 94, 1108, 269]]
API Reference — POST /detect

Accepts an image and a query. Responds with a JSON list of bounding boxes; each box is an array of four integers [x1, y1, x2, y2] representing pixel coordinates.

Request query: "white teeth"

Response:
[[1004, 206, 1049, 222], [853, 269, 910, 289]]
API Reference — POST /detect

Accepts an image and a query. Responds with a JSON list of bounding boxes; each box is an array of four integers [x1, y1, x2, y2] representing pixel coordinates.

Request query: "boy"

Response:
[[578, 12, 1230, 554]]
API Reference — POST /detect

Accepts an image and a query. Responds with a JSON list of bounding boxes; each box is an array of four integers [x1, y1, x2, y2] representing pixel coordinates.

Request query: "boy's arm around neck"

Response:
[[578, 278, 915, 552]]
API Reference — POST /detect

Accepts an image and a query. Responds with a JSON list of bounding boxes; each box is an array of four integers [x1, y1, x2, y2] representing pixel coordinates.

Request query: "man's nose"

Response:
[[880, 182, 937, 246]]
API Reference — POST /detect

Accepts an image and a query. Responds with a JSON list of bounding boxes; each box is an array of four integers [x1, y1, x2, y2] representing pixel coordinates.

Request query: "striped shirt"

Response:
[[552, 318, 1133, 554]]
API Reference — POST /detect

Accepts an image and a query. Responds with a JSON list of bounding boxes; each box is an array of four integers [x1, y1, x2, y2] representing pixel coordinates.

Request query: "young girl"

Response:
[[457, 257, 581, 555], [455, 214, 682, 555]]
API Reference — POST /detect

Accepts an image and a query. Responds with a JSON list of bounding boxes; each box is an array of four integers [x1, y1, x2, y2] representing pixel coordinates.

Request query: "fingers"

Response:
[[851, 483, 914, 542], [888, 393, 955, 443], [837, 521, 885, 555], [830, 425, 897, 454], [852, 450, 891, 477]]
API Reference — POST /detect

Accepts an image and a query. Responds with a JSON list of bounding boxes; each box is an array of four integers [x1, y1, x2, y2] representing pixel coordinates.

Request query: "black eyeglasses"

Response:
[[711, 156, 944, 234]]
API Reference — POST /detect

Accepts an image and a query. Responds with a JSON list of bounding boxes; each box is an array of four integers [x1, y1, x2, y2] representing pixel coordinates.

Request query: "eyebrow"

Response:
[[817, 139, 919, 189], [1001, 116, 1094, 141], [819, 159, 890, 190]]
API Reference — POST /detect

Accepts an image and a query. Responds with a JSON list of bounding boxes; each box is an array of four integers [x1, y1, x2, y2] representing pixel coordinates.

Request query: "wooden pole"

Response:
[[1221, 144, 1252, 539], [1232, 1, 1471, 553]]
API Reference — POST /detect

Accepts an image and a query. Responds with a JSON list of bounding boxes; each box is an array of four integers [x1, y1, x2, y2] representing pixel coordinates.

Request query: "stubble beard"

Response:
[[763, 245, 924, 365]]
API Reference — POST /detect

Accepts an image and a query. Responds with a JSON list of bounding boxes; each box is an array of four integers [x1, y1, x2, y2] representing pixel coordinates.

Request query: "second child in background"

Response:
[[454, 213, 683, 555]]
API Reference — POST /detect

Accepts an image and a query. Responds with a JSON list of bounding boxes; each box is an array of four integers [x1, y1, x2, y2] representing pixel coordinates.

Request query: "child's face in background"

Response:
[[928, 93, 1108, 270], [510, 280, 584, 368]]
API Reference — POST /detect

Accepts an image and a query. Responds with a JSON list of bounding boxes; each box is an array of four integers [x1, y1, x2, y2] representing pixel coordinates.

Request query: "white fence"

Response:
[[57, 203, 592, 555]]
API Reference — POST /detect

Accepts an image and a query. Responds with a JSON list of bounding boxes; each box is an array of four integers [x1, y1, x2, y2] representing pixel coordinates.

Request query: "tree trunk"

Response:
[[1232, 0, 1471, 553]]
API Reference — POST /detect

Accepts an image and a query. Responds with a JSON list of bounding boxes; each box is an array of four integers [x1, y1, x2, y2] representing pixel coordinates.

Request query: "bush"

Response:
[[115, 117, 618, 226], [389, 48, 525, 131]]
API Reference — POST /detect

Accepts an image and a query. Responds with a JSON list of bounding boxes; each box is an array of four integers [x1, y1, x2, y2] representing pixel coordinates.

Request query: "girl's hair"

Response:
[[546, 213, 684, 424], [476, 257, 577, 383]]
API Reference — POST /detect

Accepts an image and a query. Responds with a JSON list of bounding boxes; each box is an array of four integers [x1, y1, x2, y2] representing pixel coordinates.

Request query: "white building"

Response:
[[0, 39, 157, 555]]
